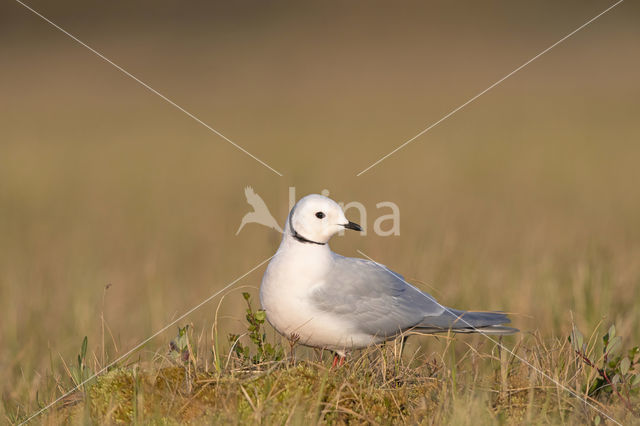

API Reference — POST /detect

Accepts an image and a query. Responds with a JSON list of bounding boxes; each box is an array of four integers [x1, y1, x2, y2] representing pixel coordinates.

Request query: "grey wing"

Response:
[[310, 256, 445, 338]]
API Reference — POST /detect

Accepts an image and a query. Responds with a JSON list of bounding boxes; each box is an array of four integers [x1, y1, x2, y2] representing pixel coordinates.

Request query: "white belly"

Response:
[[260, 256, 377, 352]]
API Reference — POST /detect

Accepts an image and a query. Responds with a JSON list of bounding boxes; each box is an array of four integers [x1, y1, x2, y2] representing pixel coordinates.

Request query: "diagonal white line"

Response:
[[19, 253, 276, 425], [356, 0, 624, 176], [356, 249, 621, 425], [14, 0, 283, 177]]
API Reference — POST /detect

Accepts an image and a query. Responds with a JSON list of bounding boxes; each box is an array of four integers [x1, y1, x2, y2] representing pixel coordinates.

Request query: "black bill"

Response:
[[343, 221, 362, 232]]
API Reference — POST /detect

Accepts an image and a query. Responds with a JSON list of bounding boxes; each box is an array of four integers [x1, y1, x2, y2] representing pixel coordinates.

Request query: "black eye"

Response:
[[315, 212, 325, 219]]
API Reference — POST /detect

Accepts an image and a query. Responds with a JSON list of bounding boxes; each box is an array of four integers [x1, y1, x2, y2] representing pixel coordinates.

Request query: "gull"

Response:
[[236, 186, 283, 235], [260, 194, 517, 366]]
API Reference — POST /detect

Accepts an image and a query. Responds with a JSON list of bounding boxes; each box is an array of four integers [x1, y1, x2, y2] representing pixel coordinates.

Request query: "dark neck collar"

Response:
[[291, 228, 326, 245], [289, 208, 326, 246]]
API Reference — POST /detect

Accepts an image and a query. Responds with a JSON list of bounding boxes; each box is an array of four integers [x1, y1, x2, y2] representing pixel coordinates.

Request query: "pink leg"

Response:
[[331, 353, 345, 368], [332, 353, 340, 368]]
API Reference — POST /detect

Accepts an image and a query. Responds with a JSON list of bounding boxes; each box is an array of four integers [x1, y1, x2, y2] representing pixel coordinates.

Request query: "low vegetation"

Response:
[[6, 294, 638, 425]]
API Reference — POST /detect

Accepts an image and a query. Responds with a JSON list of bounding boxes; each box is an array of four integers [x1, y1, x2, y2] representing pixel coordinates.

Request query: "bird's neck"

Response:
[[274, 233, 334, 283], [279, 231, 332, 256], [290, 229, 325, 245]]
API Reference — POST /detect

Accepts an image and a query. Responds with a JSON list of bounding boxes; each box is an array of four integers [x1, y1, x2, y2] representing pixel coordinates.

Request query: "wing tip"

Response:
[[479, 325, 519, 335]]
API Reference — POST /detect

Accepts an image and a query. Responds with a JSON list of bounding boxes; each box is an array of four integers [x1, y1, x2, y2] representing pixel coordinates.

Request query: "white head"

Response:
[[286, 194, 362, 245]]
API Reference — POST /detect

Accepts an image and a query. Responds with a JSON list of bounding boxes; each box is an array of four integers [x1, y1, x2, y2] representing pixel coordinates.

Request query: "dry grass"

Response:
[[12, 314, 639, 425], [1, 1, 640, 424]]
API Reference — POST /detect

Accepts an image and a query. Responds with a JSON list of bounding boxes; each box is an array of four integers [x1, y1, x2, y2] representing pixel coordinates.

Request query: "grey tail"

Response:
[[415, 309, 518, 335]]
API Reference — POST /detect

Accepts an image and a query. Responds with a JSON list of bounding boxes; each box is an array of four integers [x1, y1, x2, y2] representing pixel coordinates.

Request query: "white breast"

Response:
[[259, 243, 377, 352]]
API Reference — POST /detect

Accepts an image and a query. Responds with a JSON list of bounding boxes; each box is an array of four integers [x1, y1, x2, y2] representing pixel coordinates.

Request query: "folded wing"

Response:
[[310, 255, 516, 338]]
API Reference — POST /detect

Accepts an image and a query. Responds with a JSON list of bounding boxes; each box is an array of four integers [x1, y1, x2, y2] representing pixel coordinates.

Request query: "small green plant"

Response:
[[169, 325, 191, 364], [228, 292, 283, 365], [70, 336, 93, 390], [570, 324, 640, 415]]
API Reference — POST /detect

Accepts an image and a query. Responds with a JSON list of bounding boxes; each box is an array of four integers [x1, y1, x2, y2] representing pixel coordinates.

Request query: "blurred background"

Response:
[[1, 0, 639, 408]]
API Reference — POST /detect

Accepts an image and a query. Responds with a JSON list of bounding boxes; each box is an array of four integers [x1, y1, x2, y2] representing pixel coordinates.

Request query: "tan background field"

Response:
[[1, 0, 639, 420]]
